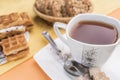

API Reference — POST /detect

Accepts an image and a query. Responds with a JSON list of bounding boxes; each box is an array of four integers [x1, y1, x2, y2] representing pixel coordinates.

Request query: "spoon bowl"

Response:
[[64, 59, 89, 76]]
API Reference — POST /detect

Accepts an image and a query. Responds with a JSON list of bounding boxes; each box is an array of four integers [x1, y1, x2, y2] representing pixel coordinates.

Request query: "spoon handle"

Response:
[[42, 31, 61, 53], [42, 31, 69, 61]]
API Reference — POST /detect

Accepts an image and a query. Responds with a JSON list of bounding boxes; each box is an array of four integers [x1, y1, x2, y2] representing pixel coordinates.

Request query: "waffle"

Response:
[[76, 68, 109, 80], [20, 12, 33, 30], [0, 12, 33, 30], [89, 68, 109, 80], [0, 12, 33, 39], [0, 33, 29, 61], [6, 48, 29, 61]]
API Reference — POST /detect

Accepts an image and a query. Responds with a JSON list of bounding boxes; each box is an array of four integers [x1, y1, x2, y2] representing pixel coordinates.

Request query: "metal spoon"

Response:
[[42, 31, 89, 77]]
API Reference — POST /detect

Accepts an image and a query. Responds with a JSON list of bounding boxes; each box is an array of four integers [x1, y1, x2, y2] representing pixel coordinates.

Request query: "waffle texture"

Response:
[[0, 12, 33, 39], [0, 33, 29, 61]]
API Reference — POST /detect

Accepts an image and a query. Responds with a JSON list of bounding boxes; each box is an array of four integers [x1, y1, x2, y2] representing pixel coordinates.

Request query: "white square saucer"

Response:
[[34, 37, 120, 80]]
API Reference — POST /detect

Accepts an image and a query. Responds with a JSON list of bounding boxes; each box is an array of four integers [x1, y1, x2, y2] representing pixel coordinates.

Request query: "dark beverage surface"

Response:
[[70, 21, 118, 45]]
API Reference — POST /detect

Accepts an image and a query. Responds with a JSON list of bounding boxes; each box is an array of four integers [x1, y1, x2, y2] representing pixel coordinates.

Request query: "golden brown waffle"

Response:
[[20, 12, 33, 30], [0, 12, 33, 30], [0, 33, 28, 56], [0, 12, 33, 39], [6, 48, 29, 61], [77, 68, 109, 80], [89, 68, 109, 80]]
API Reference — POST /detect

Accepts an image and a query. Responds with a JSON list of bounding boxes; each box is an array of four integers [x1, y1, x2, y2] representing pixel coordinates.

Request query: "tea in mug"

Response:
[[70, 21, 118, 45]]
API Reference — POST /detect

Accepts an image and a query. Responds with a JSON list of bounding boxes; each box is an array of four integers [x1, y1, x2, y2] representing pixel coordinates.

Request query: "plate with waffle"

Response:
[[0, 12, 33, 65]]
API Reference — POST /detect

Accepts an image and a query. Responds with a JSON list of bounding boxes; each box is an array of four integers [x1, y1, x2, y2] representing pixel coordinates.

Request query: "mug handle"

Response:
[[54, 22, 70, 46]]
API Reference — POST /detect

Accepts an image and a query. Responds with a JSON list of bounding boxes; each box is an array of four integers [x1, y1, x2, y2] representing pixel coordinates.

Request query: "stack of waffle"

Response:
[[0, 12, 33, 62]]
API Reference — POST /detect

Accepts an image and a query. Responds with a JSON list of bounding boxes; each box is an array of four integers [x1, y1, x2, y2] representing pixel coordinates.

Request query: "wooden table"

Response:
[[0, 0, 120, 80]]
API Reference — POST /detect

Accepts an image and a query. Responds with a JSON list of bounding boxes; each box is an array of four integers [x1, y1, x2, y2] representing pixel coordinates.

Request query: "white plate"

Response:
[[34, 37, 120, 80]]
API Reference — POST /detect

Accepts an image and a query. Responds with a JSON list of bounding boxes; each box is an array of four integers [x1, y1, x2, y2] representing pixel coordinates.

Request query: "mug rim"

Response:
[[68, 35, 119, 47], [66, 13, 120, 47]]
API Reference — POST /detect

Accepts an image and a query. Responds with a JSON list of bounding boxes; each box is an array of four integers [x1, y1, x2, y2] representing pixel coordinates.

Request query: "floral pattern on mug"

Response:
[[81, 48, 98, 67]]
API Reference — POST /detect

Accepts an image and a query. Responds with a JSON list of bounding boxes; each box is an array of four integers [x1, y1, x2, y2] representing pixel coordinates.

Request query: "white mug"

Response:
[[54, 14, 120, 67]]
